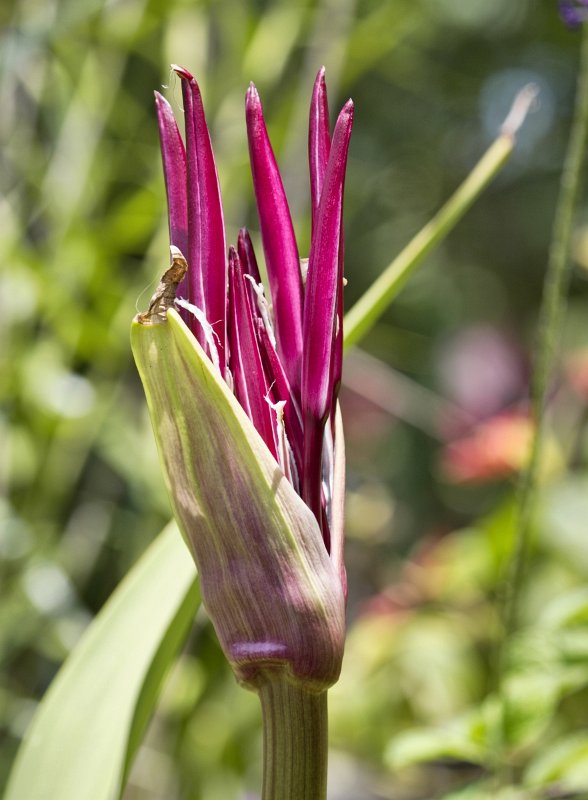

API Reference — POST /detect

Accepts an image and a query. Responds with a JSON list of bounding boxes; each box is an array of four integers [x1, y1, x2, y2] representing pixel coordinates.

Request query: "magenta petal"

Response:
[[174, 66, 227, 372], [237, 227, 263, 312], [227, 247, 278, 459], [237, 227, 262, 284], [257, 321, 304, 475], [309, 67, 331, 235], [330, 224, 344, 422], [245, 83, 303, 396], [172, 67, 204, 340], [154, 92, 189, 301], [301, 99, 354, 525], [154, 92, 188, 258], [330, 407, 347, 597]]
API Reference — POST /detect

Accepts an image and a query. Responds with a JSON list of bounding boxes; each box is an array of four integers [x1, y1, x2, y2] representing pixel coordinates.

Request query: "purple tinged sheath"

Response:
[[155, 66, 353, 559]]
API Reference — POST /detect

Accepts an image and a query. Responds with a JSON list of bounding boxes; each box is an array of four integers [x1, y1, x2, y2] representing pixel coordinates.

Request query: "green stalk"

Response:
[[258, 676, 328, 800], [500, 22, 588, 642], [493, 32, 588, 783], [495, 24, 588, 780], [343, 85, 537, 351]]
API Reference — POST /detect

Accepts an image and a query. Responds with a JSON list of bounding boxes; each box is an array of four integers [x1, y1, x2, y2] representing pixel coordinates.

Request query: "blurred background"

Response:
[[3, 0, 588, 797]]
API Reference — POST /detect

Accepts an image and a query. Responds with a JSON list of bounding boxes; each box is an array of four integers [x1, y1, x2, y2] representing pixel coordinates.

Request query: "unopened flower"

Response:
[[132, 68, 353, 691]]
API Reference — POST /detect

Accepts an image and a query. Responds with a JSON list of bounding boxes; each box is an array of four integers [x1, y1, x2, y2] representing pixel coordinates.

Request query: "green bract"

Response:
[[131, 307, 346, 690]]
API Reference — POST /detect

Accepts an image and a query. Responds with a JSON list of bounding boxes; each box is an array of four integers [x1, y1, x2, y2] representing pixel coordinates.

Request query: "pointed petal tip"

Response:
[[237, 227, 251, 247], [316, 65, 326, 81], [171, 64, 195, 83], [154, 90, 172, 110], [246, 82, 260, 106], [337, 99, 354, 127]]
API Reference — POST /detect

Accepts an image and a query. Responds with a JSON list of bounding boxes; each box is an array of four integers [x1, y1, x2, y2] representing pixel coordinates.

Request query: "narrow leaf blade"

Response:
[[5, 522, 199, 800]]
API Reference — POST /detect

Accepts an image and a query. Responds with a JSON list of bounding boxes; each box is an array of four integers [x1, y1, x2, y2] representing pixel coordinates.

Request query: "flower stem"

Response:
[[258, 675, 329, 800], [500, 19, 588, 644], [493, 22, 588, 783]]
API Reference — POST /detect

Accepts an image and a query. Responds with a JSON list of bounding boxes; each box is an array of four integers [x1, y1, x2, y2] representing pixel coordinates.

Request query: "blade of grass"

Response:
[[502, 24, 588, 642], [343, 84, 538, 351], [4, 522, 199, 800], [495, 22, 588, 783]]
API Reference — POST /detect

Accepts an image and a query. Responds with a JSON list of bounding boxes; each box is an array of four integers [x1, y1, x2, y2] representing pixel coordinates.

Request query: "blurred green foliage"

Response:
[[3, 0, 588, 797]]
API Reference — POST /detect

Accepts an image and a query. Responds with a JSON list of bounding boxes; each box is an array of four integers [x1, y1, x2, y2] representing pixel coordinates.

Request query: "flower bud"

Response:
[[131, 305, 346, 690]]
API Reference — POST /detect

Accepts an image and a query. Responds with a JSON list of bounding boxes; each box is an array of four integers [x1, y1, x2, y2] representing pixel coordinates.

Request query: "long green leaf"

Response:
[[343, 85, 537, 350], [4, 522, 199, 800]]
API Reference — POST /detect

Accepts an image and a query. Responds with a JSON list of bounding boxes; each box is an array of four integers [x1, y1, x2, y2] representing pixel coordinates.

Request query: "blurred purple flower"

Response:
[[436, 325, 527, 436], [559, 0, 588, 27], [154, 66, 353, 575]]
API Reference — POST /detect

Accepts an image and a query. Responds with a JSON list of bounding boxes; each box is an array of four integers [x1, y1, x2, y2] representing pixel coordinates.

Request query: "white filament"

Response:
[[265, 394, 299, 491], [244, 275, 276, 348], [175, 298, 221, 373]]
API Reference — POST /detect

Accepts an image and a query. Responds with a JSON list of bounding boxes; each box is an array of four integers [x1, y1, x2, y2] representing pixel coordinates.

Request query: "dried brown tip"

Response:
[[135, 246, 188, 325]]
